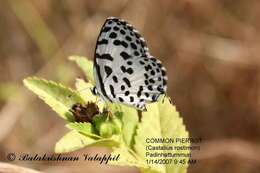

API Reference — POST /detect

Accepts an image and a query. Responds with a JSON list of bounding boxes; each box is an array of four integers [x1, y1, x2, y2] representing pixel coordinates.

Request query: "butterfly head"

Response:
[[91, 86, 98, 96]]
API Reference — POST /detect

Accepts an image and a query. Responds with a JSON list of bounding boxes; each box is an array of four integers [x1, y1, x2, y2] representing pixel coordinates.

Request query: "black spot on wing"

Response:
[[137, 86, 143, 97], [112, 76, 118, 83], [104, 66, 112, 78], [125, 36, 132, 41], [97, 39, 108, 45], [120, 66, 126, 72], [111, 18, 119, 22], [113, 40, 128, 48], [163, 79, 167, 85], [96, 53, 113, 61], [130, 42, 137, 49], [102, 27, 111, 32], [157, 85, 164, 93], [120, 66, 133, 74], [145, 65, 152, 71], [109, 32, 117, 38], [148, 85, 153, 91], [140, 39, 147, 48], [137, 91, 141, 97], [127, 68, 133, 74], [127, 25, 134, 31], [119, 97, 124, 102], [109, 85, 116, 98], [149, 79, 155, 83], [151, 62, 157, 67], [150, 70, 155, 75], [113, 26, 119, 31], [120, 20, 127, 25], [162, 70, 166, 76], [134, 51, 140, 56], [120, 29, 126, 35], [139, 60, 145, 65], [113, 40, 120, 46], [151, 57, 157, 62], [152, 94, 158, 102], [122, 77, 131, 87], [121, 41, 128, 48], [120, 51, 131, 60], [124, 91, 130, 96], [134, 32, 141, 38], [127, 61, 133, 65]]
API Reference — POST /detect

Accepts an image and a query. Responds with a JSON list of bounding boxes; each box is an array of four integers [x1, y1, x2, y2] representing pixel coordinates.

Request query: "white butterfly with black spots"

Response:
[[92, 17, 167, 111]]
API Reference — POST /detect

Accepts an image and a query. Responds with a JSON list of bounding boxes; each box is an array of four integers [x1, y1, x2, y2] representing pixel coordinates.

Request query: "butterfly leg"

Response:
[[102, 102, 114, 120], [137, 110, 142, 122], [102, 108, 113, 120]]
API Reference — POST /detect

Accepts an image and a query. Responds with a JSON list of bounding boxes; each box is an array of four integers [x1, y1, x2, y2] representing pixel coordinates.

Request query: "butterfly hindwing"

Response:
[[93, 17, 167, 110], [106, 56, 167, 110]]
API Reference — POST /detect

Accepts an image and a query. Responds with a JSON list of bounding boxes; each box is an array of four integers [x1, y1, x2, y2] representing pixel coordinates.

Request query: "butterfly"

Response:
[[92, 17, 167, 111]]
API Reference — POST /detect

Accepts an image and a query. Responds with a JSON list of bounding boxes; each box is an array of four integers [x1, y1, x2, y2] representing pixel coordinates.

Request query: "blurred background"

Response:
[[1, 0, 260, 172]]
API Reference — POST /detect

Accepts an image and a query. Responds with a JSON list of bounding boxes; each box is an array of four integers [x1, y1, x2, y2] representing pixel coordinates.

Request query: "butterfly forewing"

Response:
[[94, 17, 167, 110]]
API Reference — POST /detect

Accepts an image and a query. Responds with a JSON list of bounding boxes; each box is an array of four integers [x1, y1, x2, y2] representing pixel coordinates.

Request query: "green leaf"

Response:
[[55, 130, 97, 153], [158, 98, 190, 173], [55, 130, 121, 153], [24, 56, 190, 173], [69, 56, 94, 84], [66, 122, 101, 139], [23, 77, 84, 121], [92, 114, 122, 138], [108, 104, 139, 148], [89, 135, 121, 148], [133, 97, 190, 173], [109, 147, 149, 169], [134, 103, 165, 173]]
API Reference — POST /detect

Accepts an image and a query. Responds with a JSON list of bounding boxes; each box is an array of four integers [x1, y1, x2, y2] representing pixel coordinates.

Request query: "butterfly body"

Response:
[[93, 17, 167, 110]]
